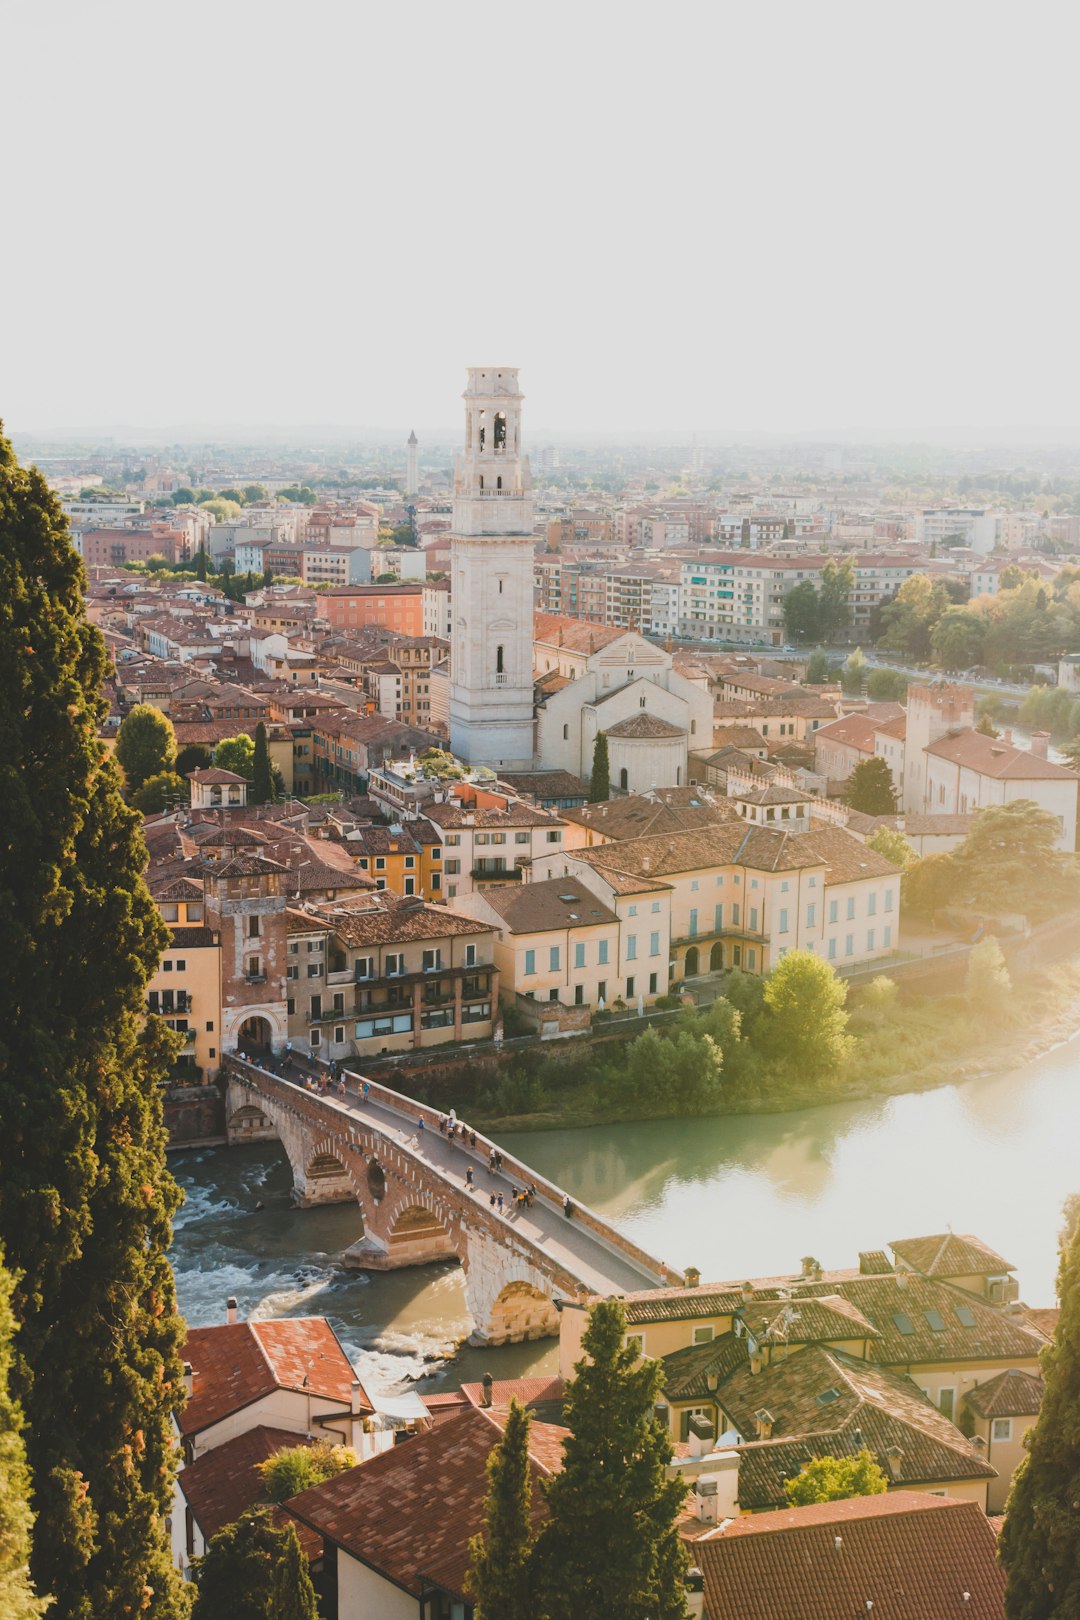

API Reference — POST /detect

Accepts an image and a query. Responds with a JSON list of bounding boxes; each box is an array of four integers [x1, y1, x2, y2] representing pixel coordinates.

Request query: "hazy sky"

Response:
[[3, 1, 1077, 437]]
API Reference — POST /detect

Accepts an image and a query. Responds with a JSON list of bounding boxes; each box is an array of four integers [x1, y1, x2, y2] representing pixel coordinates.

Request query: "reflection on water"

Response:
[[170, 1034, 1080, 1393]]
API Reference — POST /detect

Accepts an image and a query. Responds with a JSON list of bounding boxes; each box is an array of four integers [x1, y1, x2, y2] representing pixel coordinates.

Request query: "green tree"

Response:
[[0, 426, 188, 1619], [589, 731, 610, 802], [466, 1399, 535, 1620], [804, 649, 829, 684], [144, 553, 170, 573], [192, 1512, 312, 1620], [1000, 1200, 1080, 1618], [817, 558, 854, 643], [931, 606, 987, 671], [195, 545, 208, 582], [840, 646, 867, 693], [759, 951, 852, 1083], [866, 667, 907, 702], [975, 711, 1000, 738], [251, 723, 274, 804], [198, 498, 242, 524], [843, 756, 898, 815], [952, 800, 1080, 919], [782, 581, 820, 645], [175, 744, 212, 778], [866, 825, 915, 869], [131, 771, 188, 815], [530, 1300, 688, 1620], [0, 1255, 49, 1620], [171, 487, 195, 505], [966, 935, 1011, 1009], [877, 574, 948, 660], [256, 1441, 355, 1503], [116, 703, 178, 794], [903, 851, 958, 917], [784, 1449, 888, 1506], [243, 485, 268, 504], [213, 734, 255, 779]]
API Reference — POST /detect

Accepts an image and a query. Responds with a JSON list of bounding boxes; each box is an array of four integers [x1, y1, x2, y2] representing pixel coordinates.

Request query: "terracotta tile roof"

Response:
[[422, 801, 561, 830], [661, 1331, 750, 1400], [792, 825, 901, 884], [178, 1425, 322, 1550], [569, 819, 890, 884], [924, 729, 1079, 780], [963, 1368, 1044, 1419], [717, 1348, 994, 1492], [533, 611, 627, 654], [711, 725, 769, 751], [714, 696, 838, 721], [697, 1492, 1005, 1620], [604, 712, 687, 739], [1022, 1305, 1059, 1339], [890, 1233, 1015, 1278], [187, 767, 250, 785], [474, 876, 618, 934], [148, 874, 205, 900], [288, 1406, 567, 1600], [830, 1274, 1042, 1365], [498, 771, 589, 802], [180, 1317, 367, 1437], [562, 792, 738, 842], [813, 714, 879, 753], [312, 894, 491, 946]]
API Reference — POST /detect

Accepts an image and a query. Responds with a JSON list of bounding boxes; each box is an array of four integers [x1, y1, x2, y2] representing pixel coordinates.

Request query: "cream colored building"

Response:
[[420, 799, 567, 902], [455, 877, 623, 1010]]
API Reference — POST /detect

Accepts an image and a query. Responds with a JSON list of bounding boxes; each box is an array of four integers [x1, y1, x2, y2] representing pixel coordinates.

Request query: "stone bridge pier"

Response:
[[224, 1073, 579, 1344]]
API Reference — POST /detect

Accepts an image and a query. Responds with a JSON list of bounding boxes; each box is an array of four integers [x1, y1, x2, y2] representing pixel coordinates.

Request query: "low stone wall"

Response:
[[164, 1082, 226, 1149]]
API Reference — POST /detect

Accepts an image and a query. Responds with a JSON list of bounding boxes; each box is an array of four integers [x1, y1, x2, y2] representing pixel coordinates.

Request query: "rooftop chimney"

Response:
[[183, 1361, 194, 1397], [1030, 730, 1050, 760], [885, 1445, 904, 1480], [350, 1379, 365, 1417], [754, 1408, 774, 1441], [687, 1414, 715, 1458], [684, 1266, 701, 1289], [684, 1567, 705, 1620], [226, 1296, 239, 1325], [481, 1372, 494, 1409], [1003, 727, 1013, 746]]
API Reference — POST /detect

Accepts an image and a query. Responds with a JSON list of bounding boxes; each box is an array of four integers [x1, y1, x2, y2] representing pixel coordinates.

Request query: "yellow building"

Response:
[[349, 823, 444, 902], [455, 877, 625, 1011], [962, 1369, 1044, 1513], [146, 875, 223, 1080]]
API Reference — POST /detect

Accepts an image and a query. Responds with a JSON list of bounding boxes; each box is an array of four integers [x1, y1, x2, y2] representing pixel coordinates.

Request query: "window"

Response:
[[445, 859, 460, 874], [892, 1312, 915, 1336], [628, 905, 638, 917], [626, 976, 635, 997], [515, 831, 530, 844], [845, 934, 854, 956], [307, 962, 320, 977], [829, 899, 838, 924], [689, 909, 698, 937], [175, 959, 186, 972], [885, 888, 894, 913], [867, 929, 875, 950], [524, 949, 536, 976], [883, 925, 892, 948], [991, 1417, 1013, 1442], [924, 1310, 946, 1332], [779, 908, 788, 933], [162, 959, 173, 972], [549, 946, 560, 971], [692, 1325, 714, 1345], [465, 944, 477, 967], [386, 953, 404, 976], [652, 900, 661, 912], [807, 903, 816, 927], [598, 939, 609, 965], [938, 1388, 956, 1421], [626, 935, 637, 961], [846, 896, 856, 920], [247, 915, 260, 938], [828, 939, 837, 960], [650, 932, 660, 957], [423, 949, 442, 972], [574, 942, 585, 969]]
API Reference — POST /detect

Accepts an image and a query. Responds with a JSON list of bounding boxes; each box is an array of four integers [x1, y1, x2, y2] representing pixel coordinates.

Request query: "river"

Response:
[[170, 1031, 1080, 1397]]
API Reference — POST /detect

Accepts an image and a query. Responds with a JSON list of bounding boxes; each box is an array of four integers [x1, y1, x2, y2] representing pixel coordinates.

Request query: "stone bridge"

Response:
[[223, 1056, 675, 1346]]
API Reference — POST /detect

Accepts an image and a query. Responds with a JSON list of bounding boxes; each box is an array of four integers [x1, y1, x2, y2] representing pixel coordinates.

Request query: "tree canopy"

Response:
[[589, 731, 610, 802], [131, 770, 188, 815], [0, 1254, 49, 1620], [0, 424, 188, 1619], [999, 1201, 1080, 1618], [213, 734, 255, 779], [466, 1399, 535, 1620], [530, 1300, 688, 1620], [256, 1441, 355, 1503], [251, 722, 274, 804], [116, 703, 177, 794], [784, 1449, 888, 1506], [843, 756, 898, 815], [191, 1512, 315, 1620], [759, 950, 852, 1083]]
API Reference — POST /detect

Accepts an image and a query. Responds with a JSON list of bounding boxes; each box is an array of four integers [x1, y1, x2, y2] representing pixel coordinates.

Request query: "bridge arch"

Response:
[[483, 1279, 560, 1344], [385, 1202, 457, 1267]]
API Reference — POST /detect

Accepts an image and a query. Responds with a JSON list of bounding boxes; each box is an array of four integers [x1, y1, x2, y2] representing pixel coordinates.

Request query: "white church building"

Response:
[[448, 367, 710, 791]]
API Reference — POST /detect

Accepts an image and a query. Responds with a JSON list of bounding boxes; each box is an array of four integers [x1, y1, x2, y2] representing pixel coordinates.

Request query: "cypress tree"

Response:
[[529, 1300, 688, 1620], [589, 731, 610, 802], [193, 1513, 314, 1620], [466, 1398, 535, 1620], [0, 427, 189, 1620], [0, 1253, 49, 1620], [267, 1524, 318, 1620], [1000, 1201, 1080, 1618], [251, 722, 274, 805], [195, 546, 207, 582]]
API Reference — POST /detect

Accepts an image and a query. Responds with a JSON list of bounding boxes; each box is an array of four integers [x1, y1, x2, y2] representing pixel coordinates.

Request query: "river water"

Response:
[[170, 1031, 1080, 1398]]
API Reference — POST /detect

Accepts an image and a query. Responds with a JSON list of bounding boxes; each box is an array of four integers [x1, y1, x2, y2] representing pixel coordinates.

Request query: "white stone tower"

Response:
[[405, 429, 419, 496], [449, 368, 536, 770]]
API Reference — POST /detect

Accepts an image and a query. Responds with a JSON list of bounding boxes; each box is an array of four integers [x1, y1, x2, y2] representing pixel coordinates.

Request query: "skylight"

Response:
[[892, 1312, 915, 1336], [955, 1305, 977, 1328], [924, 1309, 946, 1332], [816, 1388, 841, 1405]]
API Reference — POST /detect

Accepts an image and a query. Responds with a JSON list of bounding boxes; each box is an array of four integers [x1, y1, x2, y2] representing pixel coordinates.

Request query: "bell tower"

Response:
[[449, 367, 536, 770]]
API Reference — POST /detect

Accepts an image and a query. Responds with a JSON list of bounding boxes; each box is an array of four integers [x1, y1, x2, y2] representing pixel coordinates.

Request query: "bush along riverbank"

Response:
[[403, 948, 1080, 1134]]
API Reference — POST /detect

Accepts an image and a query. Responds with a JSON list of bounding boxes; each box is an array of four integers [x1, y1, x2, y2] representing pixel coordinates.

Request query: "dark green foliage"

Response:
[[251, 722, 274, 804], [0, 427, 189, 1619], [785, 1449, 888, 1505], [1000, 1201, 1080, 1618], [760, 950, 852, 1083], [865, 667, 907, 702], [175, 744, 212, 778], [817, 558, 854, 643], [256, 1441, 355, 1503], [804, 649, 829, 684], [131, 770, 189, 814], [951, 799, 1080, 919], [782, 580, 819, 644], [115, 702, 177, 794], [213, 734, 255, 779], [843, 756, 898, 815], [589, 731, 610, 802], [467, 1399, 535, 1620], [192, 1512, 314, 1620], [195, 545, 208, 581], [0, 1254, 49, 1619], [530, 1300, 688, 1620]]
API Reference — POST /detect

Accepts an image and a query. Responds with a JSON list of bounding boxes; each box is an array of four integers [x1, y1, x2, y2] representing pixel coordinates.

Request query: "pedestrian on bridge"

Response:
[[465, 1167, 474, 1190], [417, 1116, 425, 1136], [362, 1081, 370, 1102]]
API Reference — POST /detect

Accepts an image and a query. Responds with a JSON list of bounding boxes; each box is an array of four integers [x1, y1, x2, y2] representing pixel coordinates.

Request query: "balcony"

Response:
[[471, 864, 521, 882]]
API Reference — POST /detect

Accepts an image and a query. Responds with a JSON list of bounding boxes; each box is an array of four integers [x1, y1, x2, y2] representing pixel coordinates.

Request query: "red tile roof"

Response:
[[180, 1317, 368, 1436], [697, 1492, 1005, 1619], [288, 1406, 567, 1599], [924, 729, 1078, 780], [964, 1367, 1044, 1419], [178, 1425, 322, 1556]]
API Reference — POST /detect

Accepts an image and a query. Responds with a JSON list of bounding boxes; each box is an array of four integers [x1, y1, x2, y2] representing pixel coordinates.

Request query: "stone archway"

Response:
[[483, 1280, 560, 1344], [710, 941, 724, 972], [367, 1159, 387, 1202], [684, 945, 700, 978], [226, 1102, 276, 1145], [384, 1203, 457, 1268], [237, 1015, 273, 1051]]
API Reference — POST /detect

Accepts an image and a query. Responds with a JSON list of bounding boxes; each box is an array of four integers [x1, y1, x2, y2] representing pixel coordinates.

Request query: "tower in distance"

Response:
[[449, 368, 535, 771], [405, 429, 419, 496]]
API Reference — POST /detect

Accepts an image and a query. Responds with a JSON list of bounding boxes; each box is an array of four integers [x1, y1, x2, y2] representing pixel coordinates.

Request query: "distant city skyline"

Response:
[[4, 3, 1077, 438]]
